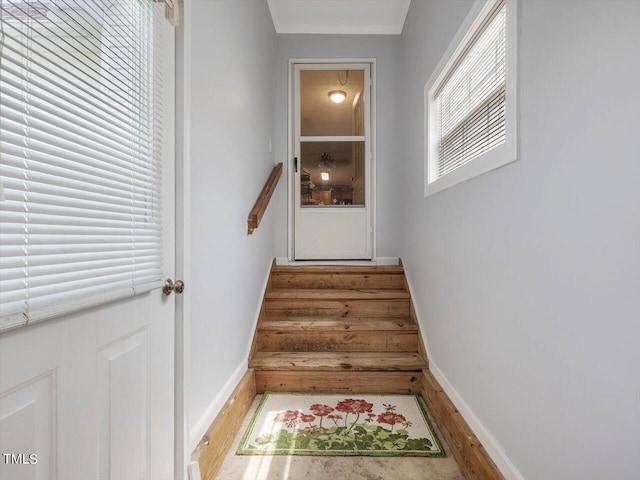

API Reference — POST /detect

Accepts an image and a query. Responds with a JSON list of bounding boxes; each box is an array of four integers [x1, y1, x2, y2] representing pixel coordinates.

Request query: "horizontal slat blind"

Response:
[[435, 1, 506, 178], [0, 0, 165, 331]]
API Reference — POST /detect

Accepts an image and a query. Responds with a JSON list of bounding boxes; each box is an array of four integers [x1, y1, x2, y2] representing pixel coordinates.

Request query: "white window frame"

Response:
[[424, 0, 518, 197]]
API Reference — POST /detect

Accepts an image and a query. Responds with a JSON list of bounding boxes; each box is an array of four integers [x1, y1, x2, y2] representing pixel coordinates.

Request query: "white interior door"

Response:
[[293, 63, 373, 260], [0, 4, 176, 480], [0, 265, 176, 480]]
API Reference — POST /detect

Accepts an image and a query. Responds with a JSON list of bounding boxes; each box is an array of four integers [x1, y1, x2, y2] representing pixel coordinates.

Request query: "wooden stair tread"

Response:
[[254, 371, 422, 394], [271, 266, 404, 274], [259, 317, 418, 332], [265, 289, 410, 300], [249, 352, 427, 371], [266, 298, 410, 318]]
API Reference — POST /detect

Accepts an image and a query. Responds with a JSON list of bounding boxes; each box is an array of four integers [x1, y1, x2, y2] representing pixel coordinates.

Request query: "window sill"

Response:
[[424, 145, 518, 197]]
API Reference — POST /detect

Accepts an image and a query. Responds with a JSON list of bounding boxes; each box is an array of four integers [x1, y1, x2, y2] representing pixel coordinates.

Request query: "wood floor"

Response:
[[249, 263, 427, 393]]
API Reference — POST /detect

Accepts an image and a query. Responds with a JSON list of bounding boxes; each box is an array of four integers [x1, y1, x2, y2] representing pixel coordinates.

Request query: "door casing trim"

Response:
[[175, 1, 191, 477]]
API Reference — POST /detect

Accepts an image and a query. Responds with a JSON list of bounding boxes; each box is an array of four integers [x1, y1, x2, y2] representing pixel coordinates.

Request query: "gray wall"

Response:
[[398, 1, 640, 479], [271, 34, 401, 258], [185, 0, 277, 445]]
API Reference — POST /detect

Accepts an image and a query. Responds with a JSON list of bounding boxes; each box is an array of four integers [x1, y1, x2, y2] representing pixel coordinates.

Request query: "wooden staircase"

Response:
[[203, 262, 505, 480], [249, 263, 428, 394]]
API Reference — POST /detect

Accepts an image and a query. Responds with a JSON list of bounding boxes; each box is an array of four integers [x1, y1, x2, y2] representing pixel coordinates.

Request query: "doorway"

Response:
[[291, 61, 374, 260]]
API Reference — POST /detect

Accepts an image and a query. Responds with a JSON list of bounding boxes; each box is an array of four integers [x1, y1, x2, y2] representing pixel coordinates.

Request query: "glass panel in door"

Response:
[[300, 69, 365, 136], [299, 141, 365, 206]]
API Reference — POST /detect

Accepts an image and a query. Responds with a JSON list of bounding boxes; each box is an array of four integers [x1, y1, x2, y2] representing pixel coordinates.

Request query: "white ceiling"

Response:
[[267, 0, 412, 35]]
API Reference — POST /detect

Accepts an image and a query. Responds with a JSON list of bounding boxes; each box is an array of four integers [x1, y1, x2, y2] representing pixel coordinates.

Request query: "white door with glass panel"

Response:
[[0, 2, 177, 479], [293, 63, 372, 260]]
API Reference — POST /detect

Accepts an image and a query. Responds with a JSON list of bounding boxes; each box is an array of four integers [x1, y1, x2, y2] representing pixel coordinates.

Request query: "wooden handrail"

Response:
[[247, 162, 283, 235]]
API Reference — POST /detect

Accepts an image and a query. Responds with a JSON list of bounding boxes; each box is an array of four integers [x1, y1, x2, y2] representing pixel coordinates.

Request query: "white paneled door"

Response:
[[293, 63, 373, 260], [0, 5, 176, 480]]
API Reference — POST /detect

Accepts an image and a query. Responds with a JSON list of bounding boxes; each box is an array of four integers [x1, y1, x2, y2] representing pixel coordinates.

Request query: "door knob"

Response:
[[163, 278, 185, 296], [173, 280, 185, 294]]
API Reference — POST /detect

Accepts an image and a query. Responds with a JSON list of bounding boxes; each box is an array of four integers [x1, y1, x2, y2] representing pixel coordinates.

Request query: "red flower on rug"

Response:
[[309, 404, 334, 416], [274, 410, 300, 422], [377, 411, 406, 427], [336, 399, 374, 414], [274, 410, 303, 428]]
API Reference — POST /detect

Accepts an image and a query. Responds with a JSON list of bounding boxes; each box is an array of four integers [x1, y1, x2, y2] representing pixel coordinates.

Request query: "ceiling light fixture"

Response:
[[328, 90, 346, 104], [321, 172, 330, 181]]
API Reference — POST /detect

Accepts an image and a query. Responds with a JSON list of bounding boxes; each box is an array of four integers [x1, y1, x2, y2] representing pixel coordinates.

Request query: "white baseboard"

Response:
[[189, 258, 271, 450], [402, 261, 433, 358], [275, 257, 399, 266], [245, 258, 274, 358], [187, 258, 270, 475], [187, 461, 202, 480], [189, 359, 248, 449], [403, 262, 524, 480], [429, 362, 525, 480], [375, 257, 400, 265]]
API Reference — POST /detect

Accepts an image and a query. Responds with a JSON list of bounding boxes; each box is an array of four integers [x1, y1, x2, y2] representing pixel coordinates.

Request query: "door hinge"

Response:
[[294, 157, 298, 173]]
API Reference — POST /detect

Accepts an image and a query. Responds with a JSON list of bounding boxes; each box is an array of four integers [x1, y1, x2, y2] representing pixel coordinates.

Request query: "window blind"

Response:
[[435, 1, 506, 178], [0, 0, 165, 331]]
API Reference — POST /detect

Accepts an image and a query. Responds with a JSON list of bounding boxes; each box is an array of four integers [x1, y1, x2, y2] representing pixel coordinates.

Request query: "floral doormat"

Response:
[[237, 393, 445, 457]]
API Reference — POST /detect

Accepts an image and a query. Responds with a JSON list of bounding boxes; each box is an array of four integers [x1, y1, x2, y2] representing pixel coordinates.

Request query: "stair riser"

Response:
[[248, 352, 426, 371], [270, 273, 405, 290], [254, 371, 422, 394], [265, 299, 410, 318], [260, 318, 418, 331], [257, 331, 418, 352]]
